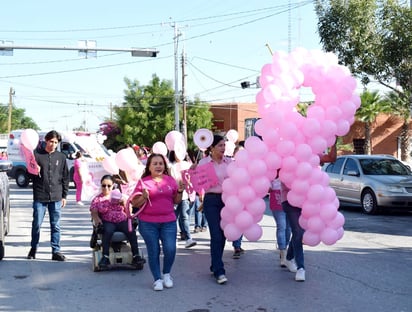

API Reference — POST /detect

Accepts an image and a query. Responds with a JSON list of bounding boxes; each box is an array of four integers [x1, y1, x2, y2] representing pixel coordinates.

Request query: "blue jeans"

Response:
[[193, 196, 208, 228], [282, 201, 305, 269], [175, 199, 192, 239], [138, 220, 177, 281], [101, 220, 139, 257], [31, 201, 62, 253], [203, 193, 226, 277], [271, 209, 291, 250], [232, 236, 243, 249]]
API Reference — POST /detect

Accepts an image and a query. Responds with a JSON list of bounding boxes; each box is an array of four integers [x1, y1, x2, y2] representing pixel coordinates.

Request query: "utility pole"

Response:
[[181, 48, 187, 144], [8, 87, 14, 134], [172, 23, 181, 131]]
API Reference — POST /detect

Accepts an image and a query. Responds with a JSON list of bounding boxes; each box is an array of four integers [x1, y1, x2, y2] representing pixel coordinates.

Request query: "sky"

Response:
[[0, 0, 346, 133]]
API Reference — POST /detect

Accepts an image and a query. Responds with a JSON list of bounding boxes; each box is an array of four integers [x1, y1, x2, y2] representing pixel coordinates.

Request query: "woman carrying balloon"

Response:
[[198, 134, 232, 284], [130, 153, 185, 291]]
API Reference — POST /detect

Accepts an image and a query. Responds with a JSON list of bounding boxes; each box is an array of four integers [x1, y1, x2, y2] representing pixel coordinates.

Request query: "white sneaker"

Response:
[[185, 238, 197, 248], [216, 274, 228, 284], [285, 259, 298, 273], [77, 201, 84, 206], [163, 273, 173, 288], [153, 279, 164, 291], [295, 268, 305, 281]]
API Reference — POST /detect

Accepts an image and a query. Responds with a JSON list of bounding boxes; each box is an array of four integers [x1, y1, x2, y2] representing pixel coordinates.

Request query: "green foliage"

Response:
[[315, 0, 412, 96], [112, 74, 212, 152], [0, 104, 39, 133]]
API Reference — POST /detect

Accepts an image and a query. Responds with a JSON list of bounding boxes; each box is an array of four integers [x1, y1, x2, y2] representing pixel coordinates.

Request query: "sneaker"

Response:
[[185, 238, 197, 248], [98, 255, 110, 268], [27, 248, 36, 259], [76, 201, 84, 206], [194, 226, 201, 233], [153, 279, 164, 291], [52, 252, 66, 261], [201, 226, 207, 232], [232, 248, 241, 259], [163, 273, 173, 288], [295, 268, 306, 281], [285, 259, 297, 273], [216, 274, 228, 284]]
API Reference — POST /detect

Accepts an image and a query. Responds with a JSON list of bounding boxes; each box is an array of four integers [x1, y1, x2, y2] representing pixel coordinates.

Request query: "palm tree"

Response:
[[356, 90, 391, 154], [383, 90, 411, 161]]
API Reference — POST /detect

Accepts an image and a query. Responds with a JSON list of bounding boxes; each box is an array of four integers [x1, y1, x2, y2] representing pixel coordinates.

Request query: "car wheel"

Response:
[[361, 189, 379, 215], [16, 170, 29, 187]]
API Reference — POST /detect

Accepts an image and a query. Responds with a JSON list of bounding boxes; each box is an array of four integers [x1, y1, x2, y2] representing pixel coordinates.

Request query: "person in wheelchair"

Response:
[[90, 175, 145, 269]]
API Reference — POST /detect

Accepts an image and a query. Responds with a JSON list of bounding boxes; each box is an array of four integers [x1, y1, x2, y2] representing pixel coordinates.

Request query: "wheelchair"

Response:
[[90, 220, 145, 272]]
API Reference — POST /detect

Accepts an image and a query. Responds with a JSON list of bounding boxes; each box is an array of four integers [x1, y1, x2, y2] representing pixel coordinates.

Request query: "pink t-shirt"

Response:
[[132, 175, 178, 223], [89, 193, 127, 223], [198, 156, 232, 194]]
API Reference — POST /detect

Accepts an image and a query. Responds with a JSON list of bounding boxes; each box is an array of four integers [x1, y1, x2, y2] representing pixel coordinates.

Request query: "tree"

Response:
[[315, 0, 412, 159], [356, 90, 391, 154], [0, 104, 39, 133], [113, 74, 212, 151]]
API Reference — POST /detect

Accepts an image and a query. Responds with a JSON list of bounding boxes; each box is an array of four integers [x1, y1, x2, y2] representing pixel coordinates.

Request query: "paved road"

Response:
[[1, 182, 411, 312]]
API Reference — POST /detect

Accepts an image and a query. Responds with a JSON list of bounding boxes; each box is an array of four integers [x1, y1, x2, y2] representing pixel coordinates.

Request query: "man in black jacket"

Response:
[[27, 130, 69, 261]]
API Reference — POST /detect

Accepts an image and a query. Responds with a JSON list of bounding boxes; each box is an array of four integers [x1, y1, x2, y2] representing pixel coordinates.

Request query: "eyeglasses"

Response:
[[101, 184, 113, 188]]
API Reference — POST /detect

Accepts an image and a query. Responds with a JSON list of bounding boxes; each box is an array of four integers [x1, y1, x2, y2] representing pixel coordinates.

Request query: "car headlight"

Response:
[[385, 186, 405, 193]]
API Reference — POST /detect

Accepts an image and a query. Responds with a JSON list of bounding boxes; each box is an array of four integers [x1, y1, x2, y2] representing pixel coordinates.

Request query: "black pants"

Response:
[[101, 220, 139, 256]]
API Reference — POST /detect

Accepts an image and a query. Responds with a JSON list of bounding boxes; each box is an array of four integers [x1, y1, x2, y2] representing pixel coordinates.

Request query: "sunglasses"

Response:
[[101, 184, 113, 188]]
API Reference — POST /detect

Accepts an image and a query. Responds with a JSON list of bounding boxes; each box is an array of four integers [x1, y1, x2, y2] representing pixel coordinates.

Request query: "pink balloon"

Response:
[[220, 207, 235, 223], [295, 162, 313, 179], [243, 223, 263, 241], [115, 148, 138, 172], [307, 216, 326, 234], [328, 211, 345, 229], [238, 185, 256, 204], [247, 159, 267, 177], [245, 136, 268, 158], [234, 149, 250, 168], [102, 156, 119, 175], [301, 202, 321, 218], [222, 178, 237, 195], [264, 152, 282, 171], [165, 131, 184, 151], [291, 179, 310, 195], [250, 176, 271, 198], [231, 168, 250, 186], [21, 129, 39, 150], [245, 197, 266, 216], [294, 144, 313, 162], [234, 211, 254, 231], [320, 227, 339, 245], [302, 118, 321, 137], [278, 121, 298, 140], [152, 141, 168, 156], [287, 191, 305, 207], [298, 215, 308, 229], [307, 184, 325, 203], [223, 195, 244, 214], [282, 156, 298, 172], [276, 140, 295, 157], [303, 231, 321, 246], [224, 223, 243, 241]]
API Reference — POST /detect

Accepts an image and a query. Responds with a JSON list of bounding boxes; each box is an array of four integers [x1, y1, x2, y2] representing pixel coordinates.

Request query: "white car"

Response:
[[323, 155, 412, 214]]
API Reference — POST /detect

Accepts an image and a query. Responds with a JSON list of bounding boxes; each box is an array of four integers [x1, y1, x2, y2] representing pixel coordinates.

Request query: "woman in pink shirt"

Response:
[[90, 175, 145, 270], [131, 153, 185, 291]]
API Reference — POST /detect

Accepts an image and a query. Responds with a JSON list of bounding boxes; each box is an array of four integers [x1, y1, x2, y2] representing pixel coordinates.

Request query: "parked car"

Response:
[[0, 159, 12, 260], [323, 155, 412, 215]]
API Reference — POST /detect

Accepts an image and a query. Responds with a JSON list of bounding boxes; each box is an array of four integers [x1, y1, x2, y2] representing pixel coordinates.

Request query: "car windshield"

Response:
[[359, 158, 411, 175]]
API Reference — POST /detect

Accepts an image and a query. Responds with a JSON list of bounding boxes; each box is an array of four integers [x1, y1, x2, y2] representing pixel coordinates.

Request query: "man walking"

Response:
[[27, 130, 69, 261]]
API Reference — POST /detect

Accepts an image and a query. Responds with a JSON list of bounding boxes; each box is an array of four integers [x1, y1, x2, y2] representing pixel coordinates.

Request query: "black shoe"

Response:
[[98, 255, 110, 268], [52, 252, 66, 261], [232, 248, 241, 259], [27, 248, 36, 259], [132, 255, 146, 266]]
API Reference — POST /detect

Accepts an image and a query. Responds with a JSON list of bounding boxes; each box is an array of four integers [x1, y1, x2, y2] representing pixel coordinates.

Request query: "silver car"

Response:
[[0, 159, 12, 260], [324, 155, 412, 214]]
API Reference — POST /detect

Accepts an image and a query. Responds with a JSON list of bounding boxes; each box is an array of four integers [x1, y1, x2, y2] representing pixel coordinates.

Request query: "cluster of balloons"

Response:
[[221, 48, 360, 246]]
